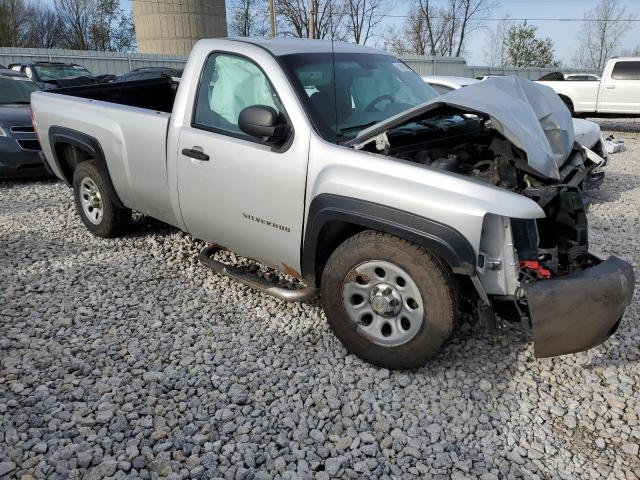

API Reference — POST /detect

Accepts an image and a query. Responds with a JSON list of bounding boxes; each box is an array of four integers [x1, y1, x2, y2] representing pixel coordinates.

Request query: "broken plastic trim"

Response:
[[198, 246, 317, 302]]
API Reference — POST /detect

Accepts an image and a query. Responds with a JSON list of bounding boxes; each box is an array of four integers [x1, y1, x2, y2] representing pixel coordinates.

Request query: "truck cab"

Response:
[[537, 57, 640, 114]]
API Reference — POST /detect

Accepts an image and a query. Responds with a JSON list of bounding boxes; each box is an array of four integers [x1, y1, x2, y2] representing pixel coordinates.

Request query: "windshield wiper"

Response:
[[339, 121, 378, 134], [0, 101, 30, 104]]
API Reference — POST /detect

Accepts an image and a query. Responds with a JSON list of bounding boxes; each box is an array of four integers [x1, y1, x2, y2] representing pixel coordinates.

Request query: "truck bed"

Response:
[[53, 77, 178, 114], [31, 81, 179, 226]]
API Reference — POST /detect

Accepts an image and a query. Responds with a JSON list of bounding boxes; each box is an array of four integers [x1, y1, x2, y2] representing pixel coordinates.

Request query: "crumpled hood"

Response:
[[350, 77, 575, 180]]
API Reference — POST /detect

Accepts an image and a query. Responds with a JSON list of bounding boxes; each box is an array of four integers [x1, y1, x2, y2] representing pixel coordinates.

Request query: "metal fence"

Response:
[[397, 55, 466, 77], [0, 47, 187, 76], [464, 65, 601, 81], [0, 47, 601, 81]]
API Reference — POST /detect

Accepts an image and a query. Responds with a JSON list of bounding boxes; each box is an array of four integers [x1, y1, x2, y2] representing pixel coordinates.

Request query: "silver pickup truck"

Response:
[[32, 38, 635, 369]]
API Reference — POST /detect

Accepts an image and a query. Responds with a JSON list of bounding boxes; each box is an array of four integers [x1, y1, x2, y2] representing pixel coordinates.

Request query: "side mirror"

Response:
[[238, 105, 289, 144]]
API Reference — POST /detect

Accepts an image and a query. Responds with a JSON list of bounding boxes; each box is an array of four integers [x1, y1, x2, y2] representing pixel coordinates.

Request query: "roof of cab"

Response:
[[224, 37, 385, 56]]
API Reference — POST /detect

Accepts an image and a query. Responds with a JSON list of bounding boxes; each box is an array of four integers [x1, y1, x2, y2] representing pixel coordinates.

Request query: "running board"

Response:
[[198, 246, 317, 302]]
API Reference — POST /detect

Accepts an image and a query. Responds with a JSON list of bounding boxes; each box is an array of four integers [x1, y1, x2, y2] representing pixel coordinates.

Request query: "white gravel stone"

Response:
[[1, 133, 639, 478], [478, 379, 493, 392]]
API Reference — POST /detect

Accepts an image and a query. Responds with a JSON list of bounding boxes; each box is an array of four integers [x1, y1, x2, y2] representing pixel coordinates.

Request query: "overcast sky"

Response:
[[57, 0, 640, 67]]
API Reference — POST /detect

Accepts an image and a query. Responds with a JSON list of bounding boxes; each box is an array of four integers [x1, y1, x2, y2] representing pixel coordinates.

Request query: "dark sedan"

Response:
[[0, 69, 51, 179]]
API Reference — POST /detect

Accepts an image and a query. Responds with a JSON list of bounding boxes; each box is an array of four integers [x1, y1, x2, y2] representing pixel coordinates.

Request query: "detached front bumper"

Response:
[[525, 255, 635, 358]]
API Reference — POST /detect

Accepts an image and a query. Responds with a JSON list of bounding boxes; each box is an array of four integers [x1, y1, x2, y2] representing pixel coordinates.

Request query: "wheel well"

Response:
[[312, 221, 366, 285], [558, 94, 574, 112], [302, 194, 477, 286], [54, 142, 93, 184]]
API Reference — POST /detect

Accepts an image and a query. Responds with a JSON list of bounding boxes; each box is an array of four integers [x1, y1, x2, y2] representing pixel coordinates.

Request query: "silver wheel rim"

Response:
[[79, 177, 103, 225], [341, 260, 424, 347]]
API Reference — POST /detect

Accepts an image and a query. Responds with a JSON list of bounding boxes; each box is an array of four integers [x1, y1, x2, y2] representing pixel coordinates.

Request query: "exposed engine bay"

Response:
[[357, 111, 606, 284]]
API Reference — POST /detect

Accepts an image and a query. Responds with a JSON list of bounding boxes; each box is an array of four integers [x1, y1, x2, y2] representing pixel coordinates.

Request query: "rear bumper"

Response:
[[525, 255, 635, 358], [0, 139, 51, 179]]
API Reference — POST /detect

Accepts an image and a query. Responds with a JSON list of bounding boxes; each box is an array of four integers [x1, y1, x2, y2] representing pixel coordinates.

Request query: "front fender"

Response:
[[307, 146, 544, 254], [303, 194, 478, 279]]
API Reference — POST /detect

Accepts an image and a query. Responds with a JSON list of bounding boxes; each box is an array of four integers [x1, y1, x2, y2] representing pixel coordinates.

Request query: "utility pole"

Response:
[[269, 0, 277, 37], [308, 0, 315, 39]]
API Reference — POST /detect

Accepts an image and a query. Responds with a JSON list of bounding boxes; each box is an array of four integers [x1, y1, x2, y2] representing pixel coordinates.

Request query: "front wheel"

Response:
[[321, 231, 458, 369], [73, 160, 131, 238]]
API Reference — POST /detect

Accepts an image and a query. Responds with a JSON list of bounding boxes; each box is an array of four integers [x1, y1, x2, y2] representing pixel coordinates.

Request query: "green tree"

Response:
[[505, 23, 558, 68]]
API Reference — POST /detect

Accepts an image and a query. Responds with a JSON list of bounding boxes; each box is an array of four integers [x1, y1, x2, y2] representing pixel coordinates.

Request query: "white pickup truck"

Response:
[[537, 57, 640, 115], [31, 38, 634, 369]]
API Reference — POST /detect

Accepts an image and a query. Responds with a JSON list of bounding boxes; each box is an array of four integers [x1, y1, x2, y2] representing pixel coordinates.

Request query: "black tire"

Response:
[[321, 230, 458, 370], [72, 160, 131, 238]]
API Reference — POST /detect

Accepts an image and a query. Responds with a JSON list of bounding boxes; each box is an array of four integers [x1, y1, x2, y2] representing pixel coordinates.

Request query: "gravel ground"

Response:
[[587, 117, 640, 133], [1, 135, 639, 480]]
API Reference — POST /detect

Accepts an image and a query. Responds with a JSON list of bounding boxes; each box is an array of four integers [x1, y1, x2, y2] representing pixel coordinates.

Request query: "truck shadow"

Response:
[[124, 214, 180, 238]]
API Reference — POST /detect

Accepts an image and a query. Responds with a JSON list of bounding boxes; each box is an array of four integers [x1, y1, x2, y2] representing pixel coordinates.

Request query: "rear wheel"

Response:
[[73, 160, 131, 238], [321, 230, 458, 369]]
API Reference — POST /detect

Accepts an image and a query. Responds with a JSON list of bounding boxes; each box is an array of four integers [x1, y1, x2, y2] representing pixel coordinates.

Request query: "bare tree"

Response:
[[453, 0, 492, 56], [385, 2, 451, 55], [483, 16, 512, 66], [0, 0, 62, 48], [0, 0, 31, 47], [54, 0, 94, 50], [229, 0, 269, 37], [620, 45, 640, 57], [574, 0, 637, 70], [54, 0, 134, 51], [385, 0, 493, 56], [276, 0, 346, 39], [28, 5, 63, 48], [344, 0, 391, 44]]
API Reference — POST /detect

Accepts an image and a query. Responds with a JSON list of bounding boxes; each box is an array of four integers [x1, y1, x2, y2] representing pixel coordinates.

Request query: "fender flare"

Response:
[[302, 194, 477, 283], [48, 126, 125, 209]]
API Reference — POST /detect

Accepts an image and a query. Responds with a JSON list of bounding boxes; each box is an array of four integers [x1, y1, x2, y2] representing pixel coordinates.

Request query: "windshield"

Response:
[[280, 52, 439, 143], [0, 76, 40, 103], [34, 65, 91, 81]]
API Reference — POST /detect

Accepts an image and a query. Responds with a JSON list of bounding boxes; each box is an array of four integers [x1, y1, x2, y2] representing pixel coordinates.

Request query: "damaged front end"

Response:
[[348, 77, 635, 357]]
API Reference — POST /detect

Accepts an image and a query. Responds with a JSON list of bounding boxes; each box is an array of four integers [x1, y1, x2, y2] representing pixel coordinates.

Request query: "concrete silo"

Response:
[[132, 0, 228, 56]]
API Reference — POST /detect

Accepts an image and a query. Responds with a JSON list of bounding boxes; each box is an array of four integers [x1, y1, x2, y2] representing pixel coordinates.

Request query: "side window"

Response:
[[193, 53, 282, 138], [24, 67, 34, 79], [611, 61, 640, 80]]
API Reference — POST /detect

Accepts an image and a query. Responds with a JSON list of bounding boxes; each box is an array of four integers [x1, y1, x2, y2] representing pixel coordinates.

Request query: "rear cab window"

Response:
[[611, 61, 640, 80]]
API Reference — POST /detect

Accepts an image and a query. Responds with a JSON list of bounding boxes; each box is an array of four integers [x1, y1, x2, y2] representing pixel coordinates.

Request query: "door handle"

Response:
[[605, 85, 616, 89], [182, 147, 210, 161]]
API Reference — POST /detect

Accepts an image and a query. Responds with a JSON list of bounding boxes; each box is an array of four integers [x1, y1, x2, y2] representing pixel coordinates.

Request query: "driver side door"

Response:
[[176, 52, 309, 273]]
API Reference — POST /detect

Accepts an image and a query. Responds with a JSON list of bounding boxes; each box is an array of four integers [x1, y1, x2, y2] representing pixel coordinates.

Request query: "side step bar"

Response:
[[198, 246, 317, 302]]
